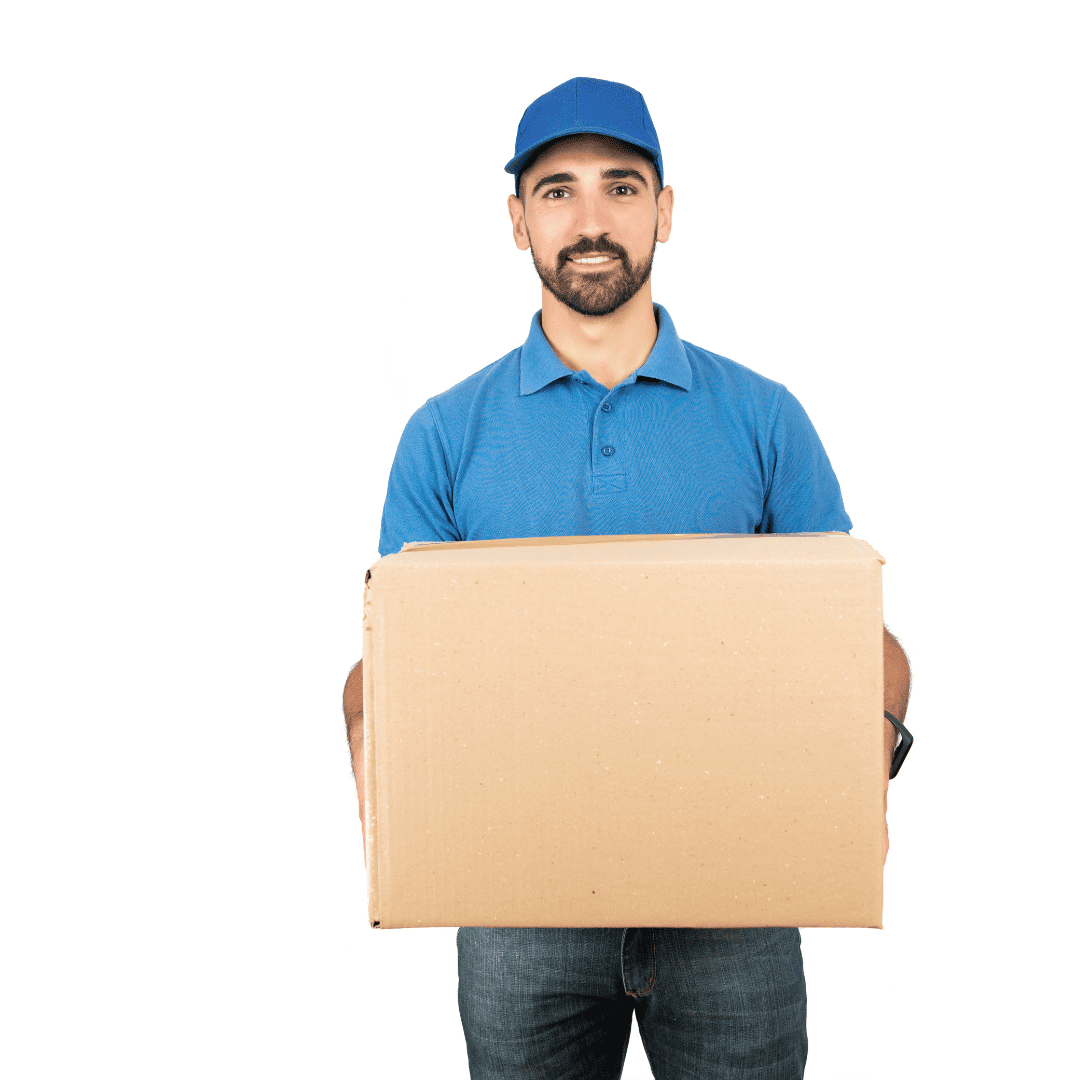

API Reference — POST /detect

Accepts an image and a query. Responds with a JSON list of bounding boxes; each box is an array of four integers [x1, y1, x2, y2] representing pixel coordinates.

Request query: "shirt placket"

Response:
[[590, 379, 627, 495]]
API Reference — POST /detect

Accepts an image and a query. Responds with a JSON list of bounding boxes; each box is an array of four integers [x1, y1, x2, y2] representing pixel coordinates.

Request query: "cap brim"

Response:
[[505, 125, 662, 182]]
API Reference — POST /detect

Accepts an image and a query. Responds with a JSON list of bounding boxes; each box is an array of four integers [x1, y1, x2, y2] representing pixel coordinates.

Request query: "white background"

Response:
[[2, 2, 1076, 1077]]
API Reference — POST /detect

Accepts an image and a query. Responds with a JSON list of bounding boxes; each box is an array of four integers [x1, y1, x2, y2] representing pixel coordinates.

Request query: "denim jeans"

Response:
[[457, 927, 806, 1079]]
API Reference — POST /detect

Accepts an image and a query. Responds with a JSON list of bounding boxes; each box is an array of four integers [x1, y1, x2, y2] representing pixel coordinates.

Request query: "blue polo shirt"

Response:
[[378, 304, 851, 555]]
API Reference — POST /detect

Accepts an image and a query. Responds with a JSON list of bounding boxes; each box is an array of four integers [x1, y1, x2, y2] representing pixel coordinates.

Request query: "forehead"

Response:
[[522, 134, 653, 186]]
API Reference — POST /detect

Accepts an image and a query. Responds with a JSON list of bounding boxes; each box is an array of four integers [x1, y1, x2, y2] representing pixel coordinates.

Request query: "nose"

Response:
[[572, 189, 616, 240]]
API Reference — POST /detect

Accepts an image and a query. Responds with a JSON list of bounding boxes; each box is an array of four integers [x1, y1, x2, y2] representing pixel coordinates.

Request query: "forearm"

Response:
[[882, 626, 911, 778], [343, 659, 365, 810]]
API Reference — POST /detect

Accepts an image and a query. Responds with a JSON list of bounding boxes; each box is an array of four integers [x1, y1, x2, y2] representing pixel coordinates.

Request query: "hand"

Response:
[[883, 814, 889, 864]]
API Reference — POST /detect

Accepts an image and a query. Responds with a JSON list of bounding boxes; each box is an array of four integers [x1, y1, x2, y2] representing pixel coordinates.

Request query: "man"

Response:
[[344, 77, 911, 1079]]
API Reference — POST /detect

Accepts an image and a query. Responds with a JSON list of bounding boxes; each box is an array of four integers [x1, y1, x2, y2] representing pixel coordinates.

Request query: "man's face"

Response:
[[509, 135, 671, 317]]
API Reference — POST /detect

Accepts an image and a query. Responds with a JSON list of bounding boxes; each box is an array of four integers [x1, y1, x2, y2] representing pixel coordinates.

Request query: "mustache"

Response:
[[558, 236, 629, 264]]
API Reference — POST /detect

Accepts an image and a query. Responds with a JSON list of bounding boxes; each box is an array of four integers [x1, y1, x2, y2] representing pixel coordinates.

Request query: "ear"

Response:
[[655, 185, 674, 243], [508, 194, 531, 251]]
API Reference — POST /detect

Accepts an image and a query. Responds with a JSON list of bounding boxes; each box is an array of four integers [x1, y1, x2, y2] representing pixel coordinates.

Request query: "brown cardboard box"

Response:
[[363, 532, 886, 930]]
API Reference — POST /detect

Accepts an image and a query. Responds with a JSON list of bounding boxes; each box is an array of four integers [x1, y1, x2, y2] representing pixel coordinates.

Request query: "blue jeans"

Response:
[[457, 927, 807, 1079]]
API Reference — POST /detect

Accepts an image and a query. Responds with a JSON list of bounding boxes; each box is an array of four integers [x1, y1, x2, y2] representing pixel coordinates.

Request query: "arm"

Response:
[[882, 626, 911, 862], [355, 403, 459, 863], [343, 659, 366, 864]]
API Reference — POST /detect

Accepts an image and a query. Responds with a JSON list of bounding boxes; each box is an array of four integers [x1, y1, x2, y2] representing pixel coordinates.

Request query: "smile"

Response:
[[569, 255, 616, 265]]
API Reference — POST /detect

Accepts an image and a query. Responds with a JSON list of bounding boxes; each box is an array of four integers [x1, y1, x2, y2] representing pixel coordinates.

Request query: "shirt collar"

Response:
[[519, 303, 693, 396]]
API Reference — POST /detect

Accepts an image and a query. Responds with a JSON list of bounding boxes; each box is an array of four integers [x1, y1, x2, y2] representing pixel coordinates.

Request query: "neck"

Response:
[[539, 283, 658, 391]]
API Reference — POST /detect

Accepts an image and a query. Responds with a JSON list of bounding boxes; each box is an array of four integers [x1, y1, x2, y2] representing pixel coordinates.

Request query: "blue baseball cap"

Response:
[[505, 77, 664, 192]]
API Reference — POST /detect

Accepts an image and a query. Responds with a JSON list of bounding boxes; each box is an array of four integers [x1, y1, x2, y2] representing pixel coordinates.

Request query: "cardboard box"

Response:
[[363, 533, 886, 930]]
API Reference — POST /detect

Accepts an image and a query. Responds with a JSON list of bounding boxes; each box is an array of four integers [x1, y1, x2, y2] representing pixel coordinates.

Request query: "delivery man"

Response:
[[344, 77, 912, 1079]]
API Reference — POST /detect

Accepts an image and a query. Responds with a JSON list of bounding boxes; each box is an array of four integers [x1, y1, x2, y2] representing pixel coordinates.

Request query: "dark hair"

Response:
[[516, 134, 662, 200]]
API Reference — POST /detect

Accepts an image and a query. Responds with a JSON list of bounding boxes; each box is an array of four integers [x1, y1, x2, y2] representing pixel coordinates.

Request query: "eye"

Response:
[[612, 184, 635, 196], [543, 188, 570, 199]]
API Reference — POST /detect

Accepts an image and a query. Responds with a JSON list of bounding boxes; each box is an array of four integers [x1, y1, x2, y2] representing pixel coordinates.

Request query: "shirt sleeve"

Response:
[[378, 401, 462, 556], [761, 387, 853, 534]]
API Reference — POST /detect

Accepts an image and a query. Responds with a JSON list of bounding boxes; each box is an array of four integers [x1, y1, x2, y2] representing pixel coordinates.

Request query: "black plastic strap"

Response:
[[884, 710, 913, 779]]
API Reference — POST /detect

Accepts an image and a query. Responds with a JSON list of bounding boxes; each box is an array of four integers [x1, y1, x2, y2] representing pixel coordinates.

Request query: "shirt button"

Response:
[[601, 445, 616, 456], [601, 402, 612, 412]]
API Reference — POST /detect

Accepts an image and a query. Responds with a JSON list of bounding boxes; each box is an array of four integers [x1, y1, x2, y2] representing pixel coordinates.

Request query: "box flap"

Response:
[[400, 530, 855, 553]]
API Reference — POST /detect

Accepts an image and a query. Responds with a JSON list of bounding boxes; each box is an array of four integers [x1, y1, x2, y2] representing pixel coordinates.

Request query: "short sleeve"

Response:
[[378, 402, 462, 556], [761, 388, 853, 534]]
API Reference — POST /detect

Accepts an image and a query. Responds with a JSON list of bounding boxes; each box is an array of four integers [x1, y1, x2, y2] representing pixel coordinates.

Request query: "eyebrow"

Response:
[[530, 171, 576, 196], [529, 166, 651, 197], [601, 167, 650, 188]]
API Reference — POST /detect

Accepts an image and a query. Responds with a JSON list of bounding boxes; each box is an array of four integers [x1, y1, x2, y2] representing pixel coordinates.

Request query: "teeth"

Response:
[[571, 256, 613, 264]]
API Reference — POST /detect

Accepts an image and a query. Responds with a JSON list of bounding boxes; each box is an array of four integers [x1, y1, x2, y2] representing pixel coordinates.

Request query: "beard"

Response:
[[528, 228, 657, 317]]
